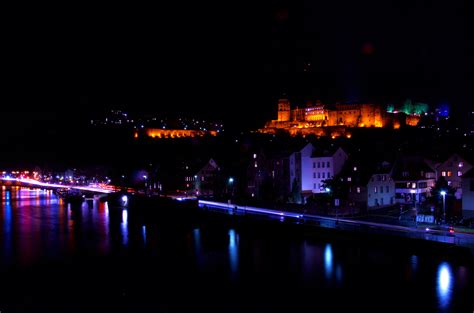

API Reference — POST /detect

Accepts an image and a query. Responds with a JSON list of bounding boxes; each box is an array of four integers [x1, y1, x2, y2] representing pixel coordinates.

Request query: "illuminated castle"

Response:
[[260, 98, 420, 137]]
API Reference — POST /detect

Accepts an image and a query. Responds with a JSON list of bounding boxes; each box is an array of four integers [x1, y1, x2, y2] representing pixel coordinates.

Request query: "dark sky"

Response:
[[3, 0, 473, 133]]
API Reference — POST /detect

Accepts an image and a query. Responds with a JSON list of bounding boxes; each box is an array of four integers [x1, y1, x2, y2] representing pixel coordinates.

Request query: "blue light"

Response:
[[324, 244, 333, 279], [228, 177, 234, 183], [121, 209, 128, 246], [121, 195, 128, 204], [228, 229, 239, 276], [437, 262, 453, 310], [142, 225, 147, 244]]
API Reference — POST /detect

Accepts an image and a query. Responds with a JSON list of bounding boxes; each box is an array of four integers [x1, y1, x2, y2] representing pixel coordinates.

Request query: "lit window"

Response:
[[458, 171, 462, 177], [447, 171, 452, 177], [253, 153, 257, 159], [356, 187, 361, 193], [411, 183, 416, 189], [354, 167, 357, 171], [374, 187, 377, 193], [459, 162, 463, 168], [442, 171, 446, 177], [254, 162, 258, 168], [347, 177, 352, 182]]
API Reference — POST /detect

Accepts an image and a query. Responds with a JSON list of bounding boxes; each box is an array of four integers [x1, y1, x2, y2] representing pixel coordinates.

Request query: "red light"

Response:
[[449, 229, 454, 233]]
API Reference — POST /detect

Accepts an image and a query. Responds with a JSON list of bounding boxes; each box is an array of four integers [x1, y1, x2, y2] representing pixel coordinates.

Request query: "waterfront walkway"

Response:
[[198, 200, 474, 249]]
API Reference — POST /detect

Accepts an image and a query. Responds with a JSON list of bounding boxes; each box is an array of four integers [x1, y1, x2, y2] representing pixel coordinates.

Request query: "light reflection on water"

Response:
[[0, 187, 472, 313], [437, 262, 453, 311], [121, 209, 129, 246], [0, 187, 121, 264], [228, 229, 239, 277], [324, 244, 333, 280]]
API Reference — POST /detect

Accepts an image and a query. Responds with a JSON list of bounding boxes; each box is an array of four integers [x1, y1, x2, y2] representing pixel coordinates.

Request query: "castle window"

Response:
[[442, 171, 446, 177], [447, 171, 452, 177], [322, 162, 325, 168], [328, 172, 331, 178], [327, 162, 330, 168], [313, 162, 316, 168], [357, 187, 361, 193], [318, 162, 321, 168], [458, 171, 462, 177], [318, 173, 321, 178], [374, 187, 377, 193], [322, 173, 325, 178], [347, 177, 352, 182], [313, 173, 316, 179], [386, 186, 389, 193]]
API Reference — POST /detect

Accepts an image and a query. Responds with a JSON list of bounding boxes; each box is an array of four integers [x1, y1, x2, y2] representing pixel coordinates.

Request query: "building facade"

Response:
[[392, 157, 436, 204], [367, 173, 396, 208], [289, 144, 348, 201], [435, 154, 472, 198], [260, 98, 420, 137], [461, 169, 474, 218]]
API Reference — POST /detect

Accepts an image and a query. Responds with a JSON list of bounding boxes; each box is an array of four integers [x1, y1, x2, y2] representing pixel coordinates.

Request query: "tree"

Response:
[[290, 178, 302, 204], [321, 177, 349, 200], [430, 177, 457, 222]]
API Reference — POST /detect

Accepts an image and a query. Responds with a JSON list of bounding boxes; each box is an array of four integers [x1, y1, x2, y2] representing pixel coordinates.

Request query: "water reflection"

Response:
[[0, 187, 136, 263], [228, 229, 239, 277], [324, 244, 333, 280], [437, 262, 453, 311], [2, 190, 13, 259], [121, 209, 129, 246]]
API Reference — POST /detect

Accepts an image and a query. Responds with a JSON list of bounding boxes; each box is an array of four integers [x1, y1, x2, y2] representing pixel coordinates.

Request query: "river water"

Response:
[[1, 187, 473, 312]]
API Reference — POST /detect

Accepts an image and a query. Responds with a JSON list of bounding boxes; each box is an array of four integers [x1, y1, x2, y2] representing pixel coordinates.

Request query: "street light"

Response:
[[440, 190, 446, 223]]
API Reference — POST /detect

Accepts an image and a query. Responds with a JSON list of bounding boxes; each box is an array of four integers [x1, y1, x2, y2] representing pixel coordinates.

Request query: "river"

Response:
[[1, 187, 473, 312]]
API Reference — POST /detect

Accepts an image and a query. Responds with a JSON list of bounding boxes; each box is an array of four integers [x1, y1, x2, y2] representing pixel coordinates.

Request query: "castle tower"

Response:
[[277, 98, 291, 122]]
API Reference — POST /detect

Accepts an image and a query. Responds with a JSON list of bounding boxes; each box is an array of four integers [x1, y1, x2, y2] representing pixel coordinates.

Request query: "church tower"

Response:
[[277, 98, 291, 122]]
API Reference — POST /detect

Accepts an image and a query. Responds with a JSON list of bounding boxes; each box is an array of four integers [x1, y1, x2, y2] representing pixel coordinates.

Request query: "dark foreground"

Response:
[[1, 188, 473, 312]]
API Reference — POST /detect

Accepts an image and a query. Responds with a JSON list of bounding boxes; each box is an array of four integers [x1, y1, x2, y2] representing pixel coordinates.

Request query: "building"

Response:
[[435, 154, 472, 199], [341, 160, 395, 210], [245, 150, 269, 199], [184, 158, 222, 197], [392, 156, 436, 205], [367, 172, 396, 208], [310, 147, 348, 193], [259, 98, 420, 137], [461, 168, 474, 218], [289, 143, 348, 202]]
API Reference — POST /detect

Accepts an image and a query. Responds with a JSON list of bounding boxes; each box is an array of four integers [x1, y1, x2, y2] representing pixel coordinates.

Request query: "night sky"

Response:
[[3, 0, 473, 135]]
